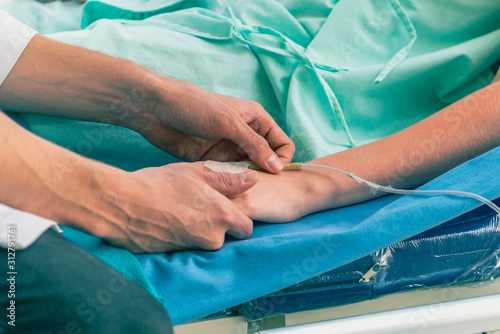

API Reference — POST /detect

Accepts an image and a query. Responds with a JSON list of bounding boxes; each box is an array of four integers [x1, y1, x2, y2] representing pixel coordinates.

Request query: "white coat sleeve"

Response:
[[0, 10, 37, 87]]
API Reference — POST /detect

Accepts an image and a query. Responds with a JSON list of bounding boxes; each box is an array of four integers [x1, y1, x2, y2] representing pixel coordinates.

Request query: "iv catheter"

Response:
[[243, 162, 500, 215]]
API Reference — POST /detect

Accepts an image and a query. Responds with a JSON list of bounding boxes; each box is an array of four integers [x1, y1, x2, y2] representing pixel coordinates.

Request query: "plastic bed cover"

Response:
[[237, 198, 500, 321]]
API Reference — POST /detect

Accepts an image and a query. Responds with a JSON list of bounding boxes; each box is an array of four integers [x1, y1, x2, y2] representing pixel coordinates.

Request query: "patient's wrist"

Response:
[[296, 167, 361, 214]]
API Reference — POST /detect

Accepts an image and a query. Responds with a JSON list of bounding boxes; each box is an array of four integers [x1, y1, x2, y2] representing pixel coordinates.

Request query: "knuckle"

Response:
[[220, 210, 236, 225], [281, 141, 296, 159], [217, 172, 237, 188], [212, 110, 233, 129], [253, 137, 270, 152], [203, 234, 225, 250], [246, 100, 264, 111]]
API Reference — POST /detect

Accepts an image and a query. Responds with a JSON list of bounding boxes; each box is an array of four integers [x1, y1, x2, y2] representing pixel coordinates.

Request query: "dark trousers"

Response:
[[0, 229, 173, 334]]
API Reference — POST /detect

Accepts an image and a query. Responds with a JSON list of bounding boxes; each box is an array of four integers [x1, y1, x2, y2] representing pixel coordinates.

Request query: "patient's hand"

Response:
[[231, 167, 355, 223], [232, 171, 306, 223]]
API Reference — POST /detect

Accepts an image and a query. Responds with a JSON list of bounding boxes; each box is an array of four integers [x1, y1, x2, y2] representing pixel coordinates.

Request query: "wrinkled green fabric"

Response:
[[0, 0, 83, 34], [3, 0, 500, 166]]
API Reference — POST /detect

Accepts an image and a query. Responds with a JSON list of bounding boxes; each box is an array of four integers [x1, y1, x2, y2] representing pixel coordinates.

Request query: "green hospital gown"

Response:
[[3, 0, 500, 168]]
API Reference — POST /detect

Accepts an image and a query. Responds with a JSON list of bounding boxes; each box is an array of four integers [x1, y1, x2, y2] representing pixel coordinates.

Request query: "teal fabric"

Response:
[[0, 0, 83, 34], [4, 0, 500, 165], [2, 0, 500, 323]]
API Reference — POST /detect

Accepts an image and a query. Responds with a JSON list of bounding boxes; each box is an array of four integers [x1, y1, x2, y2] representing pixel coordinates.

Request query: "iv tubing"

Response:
[[302, 163, 500, 215]]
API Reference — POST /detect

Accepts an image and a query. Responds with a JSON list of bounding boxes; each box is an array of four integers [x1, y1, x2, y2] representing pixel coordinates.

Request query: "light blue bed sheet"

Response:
[[132, 147, 500, 324], [61, 147, 500, 325]]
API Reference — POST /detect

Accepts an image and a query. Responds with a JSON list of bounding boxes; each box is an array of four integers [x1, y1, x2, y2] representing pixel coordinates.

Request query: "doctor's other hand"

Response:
[[92, 162, 258, 254], [129, 78, 295, 174]]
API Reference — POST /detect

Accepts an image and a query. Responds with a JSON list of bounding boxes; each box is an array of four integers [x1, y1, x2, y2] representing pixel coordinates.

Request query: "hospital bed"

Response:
[[174, 201, 500, 333], [175, 288, 500, 334], [7, 111, 500, 334], [2, 1, 500, 333]]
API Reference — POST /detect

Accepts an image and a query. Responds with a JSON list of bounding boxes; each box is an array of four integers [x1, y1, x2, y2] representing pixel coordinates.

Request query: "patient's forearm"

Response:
[[0, 34, 160, 130], [309, 80, 500, 211], [233, 81, 500, 222]]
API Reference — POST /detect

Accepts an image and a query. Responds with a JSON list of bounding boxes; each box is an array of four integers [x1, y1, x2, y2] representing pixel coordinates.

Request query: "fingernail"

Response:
[[240, 171, 258, 183], [267, 154, 283, 172]]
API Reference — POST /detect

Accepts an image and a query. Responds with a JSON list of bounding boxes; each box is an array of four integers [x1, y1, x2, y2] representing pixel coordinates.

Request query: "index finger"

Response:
[[241, 109, 295, 167], [262, 118, 295, 164]]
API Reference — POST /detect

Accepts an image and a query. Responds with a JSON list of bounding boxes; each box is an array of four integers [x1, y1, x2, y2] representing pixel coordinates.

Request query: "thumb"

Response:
[[230, 124, 284, 174], [202, 170, 259, 197]]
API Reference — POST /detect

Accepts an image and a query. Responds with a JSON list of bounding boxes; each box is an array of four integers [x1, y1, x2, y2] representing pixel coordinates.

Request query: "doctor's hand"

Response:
[[1, 112, 258, 255], [95, 162, 258, 253], [0, 34, 293, 172], [130, 78, 295, 174]]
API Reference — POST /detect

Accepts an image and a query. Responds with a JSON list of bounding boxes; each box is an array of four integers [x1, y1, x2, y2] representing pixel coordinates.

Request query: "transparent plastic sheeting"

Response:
[[235, 200, 500, 321]]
